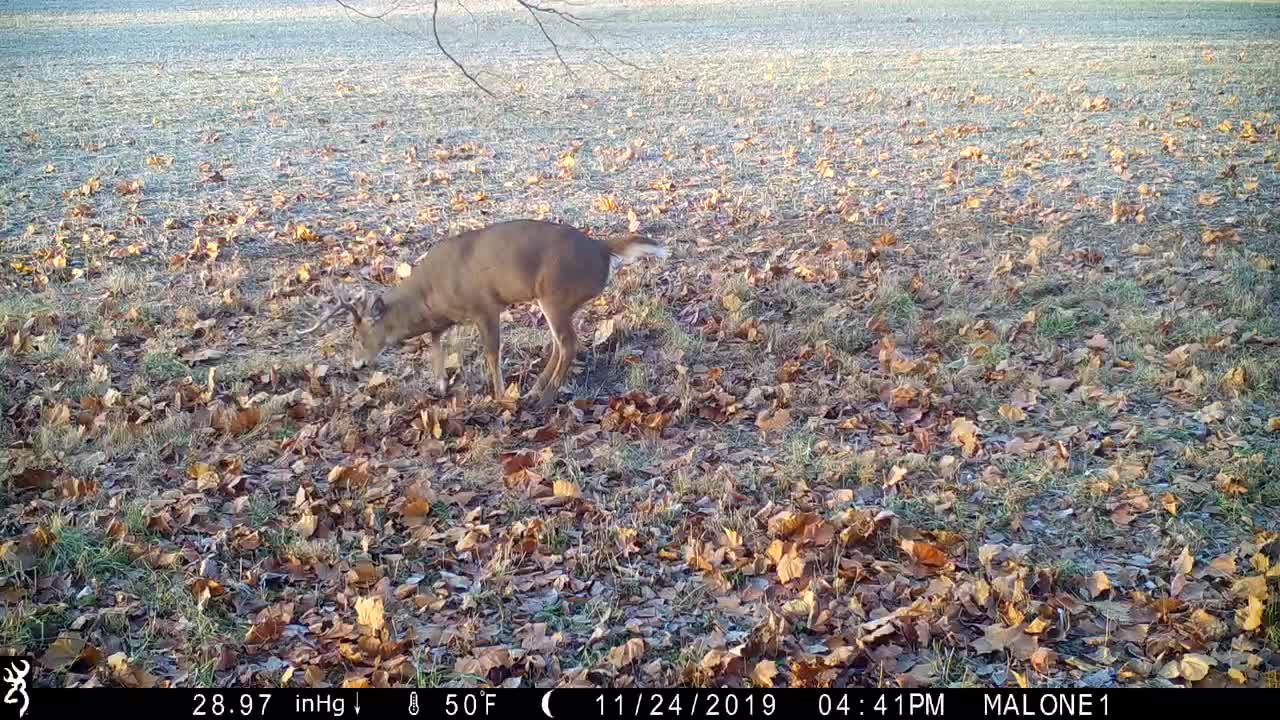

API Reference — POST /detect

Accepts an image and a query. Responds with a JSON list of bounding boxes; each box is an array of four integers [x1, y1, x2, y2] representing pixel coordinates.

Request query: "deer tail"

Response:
[[603, 232, 668, 261]]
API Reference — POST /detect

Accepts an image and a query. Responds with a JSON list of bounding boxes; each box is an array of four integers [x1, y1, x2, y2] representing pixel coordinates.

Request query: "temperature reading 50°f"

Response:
[[445, 692, 498, 716]]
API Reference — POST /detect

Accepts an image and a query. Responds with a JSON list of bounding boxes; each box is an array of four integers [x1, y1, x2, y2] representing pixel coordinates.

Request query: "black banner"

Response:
[[11, 687, 1272, 720]]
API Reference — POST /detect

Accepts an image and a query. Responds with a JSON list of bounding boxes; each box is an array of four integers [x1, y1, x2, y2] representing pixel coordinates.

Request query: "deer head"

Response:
[[297, 285, 391, 365]]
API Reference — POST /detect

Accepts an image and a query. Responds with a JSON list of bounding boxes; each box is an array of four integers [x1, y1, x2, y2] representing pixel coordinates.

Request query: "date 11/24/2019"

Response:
[[594, 692, 948, 718]]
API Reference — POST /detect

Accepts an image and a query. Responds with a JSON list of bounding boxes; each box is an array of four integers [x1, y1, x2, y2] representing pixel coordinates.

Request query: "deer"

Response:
[[298, 219, 667, 409]]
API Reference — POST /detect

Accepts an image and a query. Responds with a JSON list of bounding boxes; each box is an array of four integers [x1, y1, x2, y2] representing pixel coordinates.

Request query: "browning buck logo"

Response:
[[1, 658, 29, 719]]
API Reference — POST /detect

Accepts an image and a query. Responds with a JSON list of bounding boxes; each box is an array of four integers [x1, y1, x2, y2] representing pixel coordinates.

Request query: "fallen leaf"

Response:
[[1237, 596, 1264, 632], [40, 635, 86, 670], [607, 638, 646, 668], [751, 660, 778, 687], [1173, 546, 1194, 576], [755, 407, 792, 432], [1087, 570, 1113, 598], [1179, 653, 1213, 682], [355, 596, 385, 635], [901, 539, 948, 567]]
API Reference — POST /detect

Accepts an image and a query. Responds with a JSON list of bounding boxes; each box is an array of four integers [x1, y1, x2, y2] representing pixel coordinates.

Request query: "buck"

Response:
[[298, 219, 667, 408]]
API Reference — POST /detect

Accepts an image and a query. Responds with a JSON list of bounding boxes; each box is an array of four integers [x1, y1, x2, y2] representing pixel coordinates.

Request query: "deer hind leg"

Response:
[[430, 331, 447, 396], [536, 302, 579, 409], [530, 301, 561, 396], [476, 313, 505, 399]]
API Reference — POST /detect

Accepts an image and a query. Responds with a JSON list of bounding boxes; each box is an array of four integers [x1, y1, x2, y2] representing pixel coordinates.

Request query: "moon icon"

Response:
[[541, 689, 555, 718]]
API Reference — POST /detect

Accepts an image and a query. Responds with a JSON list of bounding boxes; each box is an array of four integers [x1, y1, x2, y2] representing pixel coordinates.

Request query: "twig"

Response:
[[333, 0, 402, 20], [431, 0, 498, 99], [523, 2, 576, 80]]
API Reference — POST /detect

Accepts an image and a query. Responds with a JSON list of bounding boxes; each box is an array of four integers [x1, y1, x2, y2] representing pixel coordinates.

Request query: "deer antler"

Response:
[[3, 659, 26, 682], [297, 285, 360, 335]]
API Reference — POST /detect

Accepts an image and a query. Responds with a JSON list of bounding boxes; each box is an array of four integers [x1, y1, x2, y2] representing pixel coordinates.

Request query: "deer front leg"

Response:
[[430, 331, 447, 396], [476, 313, 505, 400]]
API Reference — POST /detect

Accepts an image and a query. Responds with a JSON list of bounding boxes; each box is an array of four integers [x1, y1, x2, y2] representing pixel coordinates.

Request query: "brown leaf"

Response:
[[245, 616, 285, 646], [14, 467, 57, 490], [348, 561, 380, 588], [1030, 647, 1056, 674], [607, 638, 646, 668], [107, 652, 158, 688], [901, 539, 948, 567], [755, 407, 792, 432], [40, 635, 87, 670], [751, 660, 779, 687]]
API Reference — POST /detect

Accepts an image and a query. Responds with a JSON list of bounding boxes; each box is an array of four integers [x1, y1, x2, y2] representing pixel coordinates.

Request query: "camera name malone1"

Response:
[[983, 692, 1109, 717]]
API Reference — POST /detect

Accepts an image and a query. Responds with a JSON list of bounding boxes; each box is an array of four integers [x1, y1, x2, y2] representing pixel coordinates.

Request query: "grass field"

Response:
[[2, 0, 1279, 689]]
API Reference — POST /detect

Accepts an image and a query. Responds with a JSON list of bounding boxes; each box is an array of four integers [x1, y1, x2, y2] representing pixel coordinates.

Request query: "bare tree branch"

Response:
[[516, 0, 586, 28], [521, 2, 576, 80], [329, 0, 645, 98], [430, 0, 499, 99], [334, 0, 402, 20]]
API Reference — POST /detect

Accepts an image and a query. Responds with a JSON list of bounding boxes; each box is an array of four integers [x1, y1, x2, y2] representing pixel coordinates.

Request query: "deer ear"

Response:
[[371, 296, 386, 320]]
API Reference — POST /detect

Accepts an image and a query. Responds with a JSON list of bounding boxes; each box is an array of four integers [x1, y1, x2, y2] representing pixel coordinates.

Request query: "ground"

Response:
[[2, 0, 1279, 690]]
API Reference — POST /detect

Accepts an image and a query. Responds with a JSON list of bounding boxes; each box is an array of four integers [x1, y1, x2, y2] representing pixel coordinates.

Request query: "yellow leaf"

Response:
[[294, 512, 318, 539], [1267, 417, 1280, 432], [1223, 367, 1247, 391], [949, 417, 981, 456], [1237, 596, 1264, 632], [395, 262, 413, 279], [594, 195, 620, 213], [776, 549, 805, 584], [552, 480, 580, 498], [355, 596, 385, 634], [1087, 570, 1112, 598], [998, 404, 1026, 422], [1173, 546, 1194, 576], [1161, 492, 1179, 516], [964, 196, 983, 209]]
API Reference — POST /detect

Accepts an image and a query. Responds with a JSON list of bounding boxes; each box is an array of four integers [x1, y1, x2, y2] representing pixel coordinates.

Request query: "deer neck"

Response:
[[382, 287, 448, 343]]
